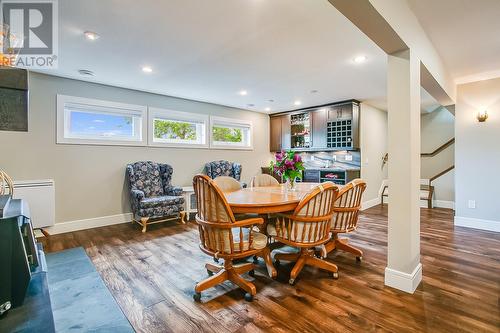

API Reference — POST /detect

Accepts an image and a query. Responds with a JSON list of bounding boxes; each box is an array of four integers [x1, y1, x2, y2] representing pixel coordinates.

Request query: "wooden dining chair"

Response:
[[192, 174, 273, 302], [214, 176, 242, 193], [0, 170, 14, 196], [321, 179, 367, 261], [250, 174, 280, 187], [269, 182, 339, 284]]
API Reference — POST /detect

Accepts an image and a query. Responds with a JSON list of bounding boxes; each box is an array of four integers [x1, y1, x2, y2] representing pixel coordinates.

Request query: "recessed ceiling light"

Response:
[[294, 100, 302, 106], [239, 90, 248, 96], [78, 69, 95, 76], [142, 66, 153, 73], [353, 55, 367, 64], [310, 90, 319, 94], [268, 99, 274, 103], [84, 31, 100, 41], [247, 103, 255, 107], [265, 107, 271, 112]]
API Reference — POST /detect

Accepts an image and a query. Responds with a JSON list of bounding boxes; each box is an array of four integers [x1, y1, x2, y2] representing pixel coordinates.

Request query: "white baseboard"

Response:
[[454, 216, 500, 233], [45, 213, 133, 235], [434, 200, 455, 209], [361, 197, 381, 210], [384, 263, 422, 294]]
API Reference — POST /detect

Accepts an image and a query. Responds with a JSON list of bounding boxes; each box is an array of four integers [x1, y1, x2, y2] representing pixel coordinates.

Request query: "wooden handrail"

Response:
[[421, 138, 455, 157], [429, 165, 455, 184]]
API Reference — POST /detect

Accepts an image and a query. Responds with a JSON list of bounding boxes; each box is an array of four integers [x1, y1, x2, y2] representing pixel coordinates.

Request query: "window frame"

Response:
[[147, 107, 209, 148], [56, 95, 147, 146], [209, 116, 253, 150]]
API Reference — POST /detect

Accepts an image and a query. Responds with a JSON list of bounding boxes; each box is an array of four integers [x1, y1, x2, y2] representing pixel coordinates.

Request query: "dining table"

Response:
[[224, 182, 325, 214]]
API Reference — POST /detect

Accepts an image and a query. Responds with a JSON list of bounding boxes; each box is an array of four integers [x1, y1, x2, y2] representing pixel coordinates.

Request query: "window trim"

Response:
[[147, 107, 209, 148], [56, 95, 147, 146], [209, 116, 253, 150]]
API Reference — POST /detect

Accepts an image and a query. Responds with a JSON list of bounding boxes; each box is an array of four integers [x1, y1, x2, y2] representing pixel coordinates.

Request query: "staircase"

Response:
[[381, 137, 455, 209]]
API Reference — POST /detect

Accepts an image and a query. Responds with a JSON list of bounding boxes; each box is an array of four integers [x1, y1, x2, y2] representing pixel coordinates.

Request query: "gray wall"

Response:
[[420, 107, 455, 202], [0, 73, 271, 224], [455, 77, 500, 227], [360, 103, 388, 205]]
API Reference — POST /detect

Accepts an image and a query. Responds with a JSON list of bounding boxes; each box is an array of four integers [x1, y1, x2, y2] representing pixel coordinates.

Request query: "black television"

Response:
[[0, 67, 28, 132]]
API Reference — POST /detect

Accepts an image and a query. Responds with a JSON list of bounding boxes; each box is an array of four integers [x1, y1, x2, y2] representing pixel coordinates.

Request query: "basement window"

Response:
[[57, 95, 147, 146], [210, 116, 253, 150], [148, 108, 208, 148]]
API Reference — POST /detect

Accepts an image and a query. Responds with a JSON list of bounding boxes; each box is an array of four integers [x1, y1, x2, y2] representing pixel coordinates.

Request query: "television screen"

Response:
[[0, 67, 28, 132]]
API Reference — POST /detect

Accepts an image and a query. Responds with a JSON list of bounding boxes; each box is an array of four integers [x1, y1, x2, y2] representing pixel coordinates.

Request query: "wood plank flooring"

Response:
[[40, 206, 500, 333]]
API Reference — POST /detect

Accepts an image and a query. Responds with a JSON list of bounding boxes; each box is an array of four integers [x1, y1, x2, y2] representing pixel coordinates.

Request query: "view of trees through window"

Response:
[[154, 119, 197, 141], [212, 125, 242, 143]]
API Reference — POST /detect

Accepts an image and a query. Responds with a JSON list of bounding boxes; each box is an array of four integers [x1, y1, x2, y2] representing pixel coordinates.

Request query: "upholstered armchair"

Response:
[[204, 160, 246, 187], [126, 161, 184, 232]]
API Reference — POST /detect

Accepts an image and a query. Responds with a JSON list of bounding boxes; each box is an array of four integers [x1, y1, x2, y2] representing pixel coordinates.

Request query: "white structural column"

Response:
[[385, 49, 422, 293]]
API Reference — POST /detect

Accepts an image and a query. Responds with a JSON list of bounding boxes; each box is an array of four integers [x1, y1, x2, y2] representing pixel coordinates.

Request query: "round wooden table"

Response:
[[225, 182, 322, 214]]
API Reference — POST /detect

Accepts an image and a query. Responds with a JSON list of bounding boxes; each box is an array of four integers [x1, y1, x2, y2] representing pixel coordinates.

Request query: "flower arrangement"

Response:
[[270, 150, 305, 190]]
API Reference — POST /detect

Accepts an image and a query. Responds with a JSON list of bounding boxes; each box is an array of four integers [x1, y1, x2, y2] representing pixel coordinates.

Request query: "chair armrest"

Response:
[[165, 186, 183, 197], [131, 189, 145, 201], [241, 182, 247, 188], [196, 217, 264, 228]]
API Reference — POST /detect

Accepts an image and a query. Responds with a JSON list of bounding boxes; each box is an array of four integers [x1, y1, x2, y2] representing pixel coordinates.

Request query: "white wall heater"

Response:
[[12, 179, 55, 228]]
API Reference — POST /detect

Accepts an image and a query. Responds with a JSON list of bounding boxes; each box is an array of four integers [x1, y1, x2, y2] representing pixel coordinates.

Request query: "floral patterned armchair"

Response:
[[126, 161, 184, 232], [204, 160, 246, 187]]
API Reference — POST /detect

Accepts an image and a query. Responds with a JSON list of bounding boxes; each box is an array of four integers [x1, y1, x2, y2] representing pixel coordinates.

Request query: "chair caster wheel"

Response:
[[249, 269, 255, 277], [253, 255, 259, 264], [289, 278, 295, 285], [213, 257, 219, 263], [244, 293, 254, 302], [356, 256, 362, 262], [207, 269, 213, 276], [193, 292, 201, 302], [332, 272, 339, 279]]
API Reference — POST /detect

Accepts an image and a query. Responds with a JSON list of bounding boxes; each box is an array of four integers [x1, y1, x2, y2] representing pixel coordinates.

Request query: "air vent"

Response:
[[78, 69, 95, 76]]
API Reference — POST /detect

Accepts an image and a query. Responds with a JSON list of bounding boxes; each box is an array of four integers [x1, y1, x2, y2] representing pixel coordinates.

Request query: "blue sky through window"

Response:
[[70, 111, 133, 137]]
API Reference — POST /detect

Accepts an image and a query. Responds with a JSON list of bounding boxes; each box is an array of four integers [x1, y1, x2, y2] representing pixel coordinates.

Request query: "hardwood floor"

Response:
[[40, 206, 500, 333]]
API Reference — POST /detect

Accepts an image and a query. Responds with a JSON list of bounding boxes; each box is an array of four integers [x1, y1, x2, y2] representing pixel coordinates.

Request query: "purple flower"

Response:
[[293, 154, 302, 163], [285, 160, 294, 169]]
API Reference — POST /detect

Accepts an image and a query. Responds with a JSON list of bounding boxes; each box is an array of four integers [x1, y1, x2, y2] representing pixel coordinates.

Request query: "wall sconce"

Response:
[[477, 110, 488, 122]]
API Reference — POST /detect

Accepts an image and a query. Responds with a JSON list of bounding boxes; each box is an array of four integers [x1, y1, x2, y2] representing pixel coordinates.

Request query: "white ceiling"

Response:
[[408, 0, 500, 82], [36, 0, 388, 113]]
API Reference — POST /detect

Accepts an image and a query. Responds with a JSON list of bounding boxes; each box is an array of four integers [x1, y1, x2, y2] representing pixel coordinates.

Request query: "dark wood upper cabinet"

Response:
[[269, 114, 291, 152], [269, 100, 359, 152], [270, 116, 282, 152]]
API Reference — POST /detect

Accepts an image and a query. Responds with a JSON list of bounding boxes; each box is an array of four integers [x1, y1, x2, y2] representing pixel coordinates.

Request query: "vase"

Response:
[[286, 178, 297, 191]]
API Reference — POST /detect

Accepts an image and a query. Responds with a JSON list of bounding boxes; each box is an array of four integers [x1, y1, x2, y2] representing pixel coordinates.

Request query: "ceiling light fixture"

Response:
[[84, 31, 100, 41], [239, 90, 248, 96], [265, 107, 271, 112], [268, 99, 274, 103], [142, 66, 153, 73], [294, 100, 302, 106], [353, 55, 367, 64], [247, 103, 255, 107], [310, 90, 319, 94]]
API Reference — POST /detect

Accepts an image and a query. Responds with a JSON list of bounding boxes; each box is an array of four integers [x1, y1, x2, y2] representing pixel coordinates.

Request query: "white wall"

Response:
[[360, 103, 388, 209], [421, 107, 455, 203], [0, 73, 271, 227], [455, 77, 500, 232]]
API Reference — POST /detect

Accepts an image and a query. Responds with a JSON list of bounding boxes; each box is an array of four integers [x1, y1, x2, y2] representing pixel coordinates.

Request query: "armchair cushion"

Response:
[[267, 217, 313, 243], [139, 195, 184, 209]]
